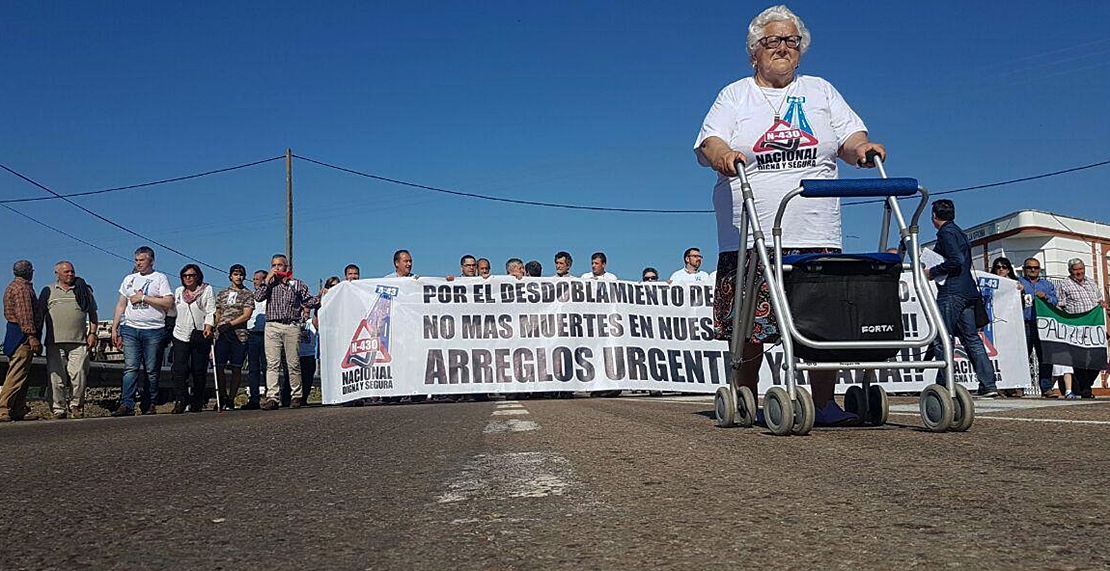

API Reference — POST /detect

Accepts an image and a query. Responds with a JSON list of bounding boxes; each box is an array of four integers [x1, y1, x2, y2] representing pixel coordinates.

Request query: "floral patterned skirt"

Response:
[[713, 247, 841, 344]]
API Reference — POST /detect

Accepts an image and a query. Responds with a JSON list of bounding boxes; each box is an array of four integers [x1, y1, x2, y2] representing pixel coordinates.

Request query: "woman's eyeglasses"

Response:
[[757, 35, 802, 49]]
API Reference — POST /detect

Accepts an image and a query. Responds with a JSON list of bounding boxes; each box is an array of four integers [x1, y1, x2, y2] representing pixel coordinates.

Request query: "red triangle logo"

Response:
[[341, 319, 392, 368], [752, 119, 819, 154]]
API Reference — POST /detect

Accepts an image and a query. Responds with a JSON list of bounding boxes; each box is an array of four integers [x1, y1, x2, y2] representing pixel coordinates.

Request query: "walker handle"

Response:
[[858, 149, 882, 168], [733, 158, 749, 185]]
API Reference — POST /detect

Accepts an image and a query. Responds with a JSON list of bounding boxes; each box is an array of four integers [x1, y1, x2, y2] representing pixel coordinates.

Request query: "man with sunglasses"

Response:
[[641, 268, 660, 282], [1018, 258, 1058, 397]]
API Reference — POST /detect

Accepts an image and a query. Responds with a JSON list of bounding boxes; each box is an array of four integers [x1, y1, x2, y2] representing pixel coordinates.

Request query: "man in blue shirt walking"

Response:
[[1017, 258, 1058, 397], [925, 200, 999, 397]]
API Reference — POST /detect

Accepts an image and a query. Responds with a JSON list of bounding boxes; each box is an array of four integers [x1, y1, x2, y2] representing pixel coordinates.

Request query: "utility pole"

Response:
[[285, 148, 293, 268]]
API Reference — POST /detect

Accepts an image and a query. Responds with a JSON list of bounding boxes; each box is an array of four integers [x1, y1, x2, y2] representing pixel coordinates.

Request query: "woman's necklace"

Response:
[[756, 77, 797, 122]]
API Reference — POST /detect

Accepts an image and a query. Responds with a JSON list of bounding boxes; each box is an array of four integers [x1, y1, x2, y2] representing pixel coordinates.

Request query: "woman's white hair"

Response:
[[746, 5, 811, 56]]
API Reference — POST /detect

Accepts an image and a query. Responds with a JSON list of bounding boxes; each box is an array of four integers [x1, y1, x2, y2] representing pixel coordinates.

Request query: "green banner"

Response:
[[1035, 297, 1108, 370]]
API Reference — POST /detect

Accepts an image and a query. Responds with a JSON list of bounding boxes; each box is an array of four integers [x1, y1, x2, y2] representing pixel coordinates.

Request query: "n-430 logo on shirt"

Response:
[[752, 96, 818, 154]]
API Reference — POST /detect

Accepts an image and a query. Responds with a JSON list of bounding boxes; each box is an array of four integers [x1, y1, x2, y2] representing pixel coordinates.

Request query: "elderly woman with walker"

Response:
[[692, 1, 981, 440]]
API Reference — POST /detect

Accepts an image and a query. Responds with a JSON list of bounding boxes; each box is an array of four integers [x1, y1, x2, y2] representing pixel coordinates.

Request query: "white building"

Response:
[[928, 210, 1109, 301]]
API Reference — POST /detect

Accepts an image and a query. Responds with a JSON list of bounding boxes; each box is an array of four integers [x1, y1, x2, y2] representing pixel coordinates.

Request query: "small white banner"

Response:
[[319, 272, 1029, 404]]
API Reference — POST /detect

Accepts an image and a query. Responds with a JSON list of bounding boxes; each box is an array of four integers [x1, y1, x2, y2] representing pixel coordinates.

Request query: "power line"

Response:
[[843, 158, 1110, 207], [0, 204, 131, 262], [0, 163, 224, 272], [0, 155, 285, 204], [293, 154, 713, 214], [297, 154, 1110, 214], [0, 152, 1102, 266]]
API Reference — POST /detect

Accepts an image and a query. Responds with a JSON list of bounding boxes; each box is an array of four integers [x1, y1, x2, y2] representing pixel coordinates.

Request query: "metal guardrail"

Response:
[[0, 354, 183, 389]]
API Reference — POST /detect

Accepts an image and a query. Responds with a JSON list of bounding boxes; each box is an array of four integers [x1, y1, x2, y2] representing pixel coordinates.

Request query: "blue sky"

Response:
[[4, 1, 1109, 309]]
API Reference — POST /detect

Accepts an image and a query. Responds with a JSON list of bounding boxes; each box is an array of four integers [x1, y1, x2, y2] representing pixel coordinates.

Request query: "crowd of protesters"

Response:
[[991, 254, 1109, 399], [0, 244, 712, 420], [0, 232, 1106, 421]]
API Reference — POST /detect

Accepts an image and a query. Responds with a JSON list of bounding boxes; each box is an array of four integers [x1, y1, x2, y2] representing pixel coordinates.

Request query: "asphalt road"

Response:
[[2, 395, 1108, 570]]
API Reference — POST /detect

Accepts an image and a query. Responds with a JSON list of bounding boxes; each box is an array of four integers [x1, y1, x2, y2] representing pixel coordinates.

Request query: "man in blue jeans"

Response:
[[925, 200, 999, 398], [110, 246, 174, 416]]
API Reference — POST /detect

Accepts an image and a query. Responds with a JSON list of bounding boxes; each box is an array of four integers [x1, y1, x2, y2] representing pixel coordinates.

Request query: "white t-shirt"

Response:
[[669, 269, 711, 284], [693, 75, 867, 251], [247, 299, 266, 332], [299, 322, 318, 358], [581, 272, 618, 281], [118, 271, 172, 330], [172, 285, 216, 342]]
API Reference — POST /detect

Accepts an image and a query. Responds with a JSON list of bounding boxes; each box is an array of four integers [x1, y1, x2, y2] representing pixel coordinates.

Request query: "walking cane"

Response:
[[211, 343, 221, 413]]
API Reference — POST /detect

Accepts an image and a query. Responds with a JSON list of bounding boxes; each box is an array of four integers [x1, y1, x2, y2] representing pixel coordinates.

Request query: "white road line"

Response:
[[483, 419, 540, 433], [495, 403, 525, 409], [654, 396, 717, 404], [435, 452, 574, 503], [491, 409, 530, 416], [889, 400, 1104, 413], [888, 412, 1110, 426]]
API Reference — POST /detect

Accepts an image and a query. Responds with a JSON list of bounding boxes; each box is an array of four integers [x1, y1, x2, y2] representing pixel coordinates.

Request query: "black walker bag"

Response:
[[781, 253, 904, 362]]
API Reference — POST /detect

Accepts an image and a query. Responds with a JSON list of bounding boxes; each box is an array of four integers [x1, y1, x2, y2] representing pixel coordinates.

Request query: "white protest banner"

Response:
[[319, 272, 1029, 404], [319, 277, 726, 404]]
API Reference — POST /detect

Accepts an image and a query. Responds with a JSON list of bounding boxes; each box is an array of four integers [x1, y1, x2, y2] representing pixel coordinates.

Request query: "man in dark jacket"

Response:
[[925, 200, 998, 397]]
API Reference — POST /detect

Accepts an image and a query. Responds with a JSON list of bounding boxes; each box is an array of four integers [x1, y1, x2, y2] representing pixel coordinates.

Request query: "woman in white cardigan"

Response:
[[170, 264, 216, 413]]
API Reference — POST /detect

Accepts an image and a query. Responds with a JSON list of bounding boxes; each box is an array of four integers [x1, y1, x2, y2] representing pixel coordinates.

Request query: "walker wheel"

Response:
[[919, 384, 953, 433], [950, 384, 975, 432], [867, 384, 889, 426], [844, 385, 866, 416], [736, 386, 757, 428], [714, 386, 738, 428], [763, 387, 794, 436], [791, 387, 815, 436]]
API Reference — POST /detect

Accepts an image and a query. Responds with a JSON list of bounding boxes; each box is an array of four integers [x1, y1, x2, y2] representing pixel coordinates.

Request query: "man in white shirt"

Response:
[[581, 252, 617, 281], [385, 250, 418, 279], [243, 269, 268, 409], [554, 252, 574, 278], [109, 246, 174, 417], [669, 248, 711, 284], [446, 254, 479, 282], [506, 258, 525, 279]]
